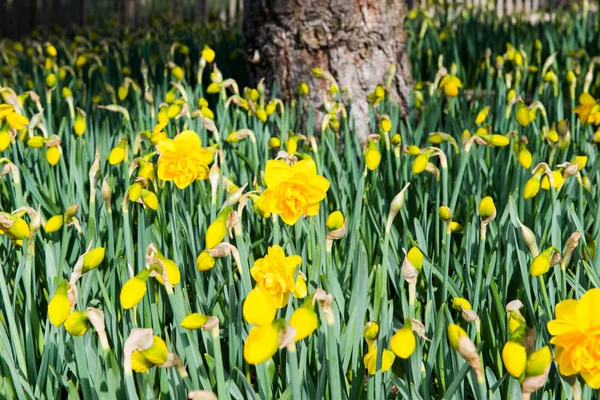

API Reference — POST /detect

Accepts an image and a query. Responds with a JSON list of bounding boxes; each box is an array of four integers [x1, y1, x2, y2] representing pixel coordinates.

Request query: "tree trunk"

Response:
[[242, 0, 412, 141]]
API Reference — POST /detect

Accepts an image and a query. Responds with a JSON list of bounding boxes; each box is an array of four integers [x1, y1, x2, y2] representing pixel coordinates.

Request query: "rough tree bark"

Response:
[[243, 0, 412, 141]]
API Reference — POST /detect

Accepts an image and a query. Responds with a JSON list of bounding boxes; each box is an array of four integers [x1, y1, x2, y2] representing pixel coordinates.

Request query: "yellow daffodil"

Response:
[[132, 336, 169, 372], [540, 170, 564, 190], [156, 130, 213, 189], [390, 325, 416, 359], [530, 247, 556, 276], [289, 306, 318, 341], [574, 93, 600, 124], [547, 288, 600, 388], [120, 269, 150, 309], [502, 341, 527, 377], [406, 247, 424, 271], [205, 207, 231, 249], [365, 140, 381, 171], [82, 247, 105, 273], [48, 279, 71, 327], [478, 196, 496, 219], [196, 251, 216, 271], [452, 297, 472, 311], [439, 75, 462, 97], [45, 215, 64, 233], [326, 211, 344, 230], [243, 288, 277, 326], [525, 346, 552, 377], [258, 160, 330, 225], [202, 45, 216, 63], [152, 251, 181, 286], [363, 347, 395, 375], [64, 310, 91, 336], [244, 324, 280, 365], [181, 313, 209, 330], [108, 138, 127, 165], [250, 245, 302, 308]]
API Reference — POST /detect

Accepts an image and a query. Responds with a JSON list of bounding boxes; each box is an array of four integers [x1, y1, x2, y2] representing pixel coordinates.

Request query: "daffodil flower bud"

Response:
[[45, 215, 64, 233], [46, 145, 61, 166], [243, 288, 277, 326], [151, 251, 181, 286], [244, 324, 280, 365], [74, 111, 86, 136], [447, 324, 484, 382], [48, 279, 72, 326], [141, 335, 169, 367], [438, 205, 453, 222], [386, 182, 410, 233], [439, 75, 462, 97], [120, 269, 150, 309], [502, 341, 527, 377], [507, 310, 527, 334], [379, 116, 392, 133], [516, 101, 532, 126], [475, 106, 490, 125], [573, 155, 587, 170], [363, 321, 380, 341], [515, 220, 538, 258], [82, 247, 105, 273], [518, 146, 533, 168], [108, 138, 127, 165], [0, 212, 29, 241], [141, 189, 158, 210], [364, 140, 381, 171], [27, 135, 45, 148], [196, 251, 216, 271], [181, 313, 210, 330], [530, 247, 557, 276], [46, 73, 57, 88], [64, 310, 91, 336], [268, 137, 280, 149], [523, 173, 542, 199], [479, 196, 496, 220], [561, 232, 580, 270], [540, 170, 564, 190], [412, 153, 430, 174], [452, 297, 472, 311], [293, 274, 308, 298], [390, 324, 416, 359], [201, 45, 215, 63], [326, 211, 344, 230], [205, 207, 231, 249], [289, 306, 318, 341], [363, 347, 395, 375], [102, 179, 112, 212], [523, 345, 551, 378]]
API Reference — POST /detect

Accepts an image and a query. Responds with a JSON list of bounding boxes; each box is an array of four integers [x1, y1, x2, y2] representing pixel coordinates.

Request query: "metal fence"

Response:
[[0, 0, 585, 39], [0, 0, 243, 39]]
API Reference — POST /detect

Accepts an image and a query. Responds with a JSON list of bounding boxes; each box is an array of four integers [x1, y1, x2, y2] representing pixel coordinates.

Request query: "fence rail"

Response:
[[0, 0, 586, 39], [0, 0, 243, 39]]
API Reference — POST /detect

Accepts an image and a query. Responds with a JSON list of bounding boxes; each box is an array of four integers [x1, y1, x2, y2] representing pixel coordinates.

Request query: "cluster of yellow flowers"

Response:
[[3, 22, 600, 399]]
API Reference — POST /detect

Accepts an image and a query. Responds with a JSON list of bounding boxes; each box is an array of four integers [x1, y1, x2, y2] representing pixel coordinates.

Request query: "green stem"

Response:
[[473, 231, 486, 313], [212, 327, 227, 400], [449, 151, 470, 211], [441, 226, 452, 303], [326, 322, 342, 400], [287, 342, 302, 400]]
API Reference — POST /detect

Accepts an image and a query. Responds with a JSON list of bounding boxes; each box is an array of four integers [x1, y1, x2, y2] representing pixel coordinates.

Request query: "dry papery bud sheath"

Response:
[[313, 289, 334, 325], [561, 232, 580, 270], [386, 183, 410, 233]]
